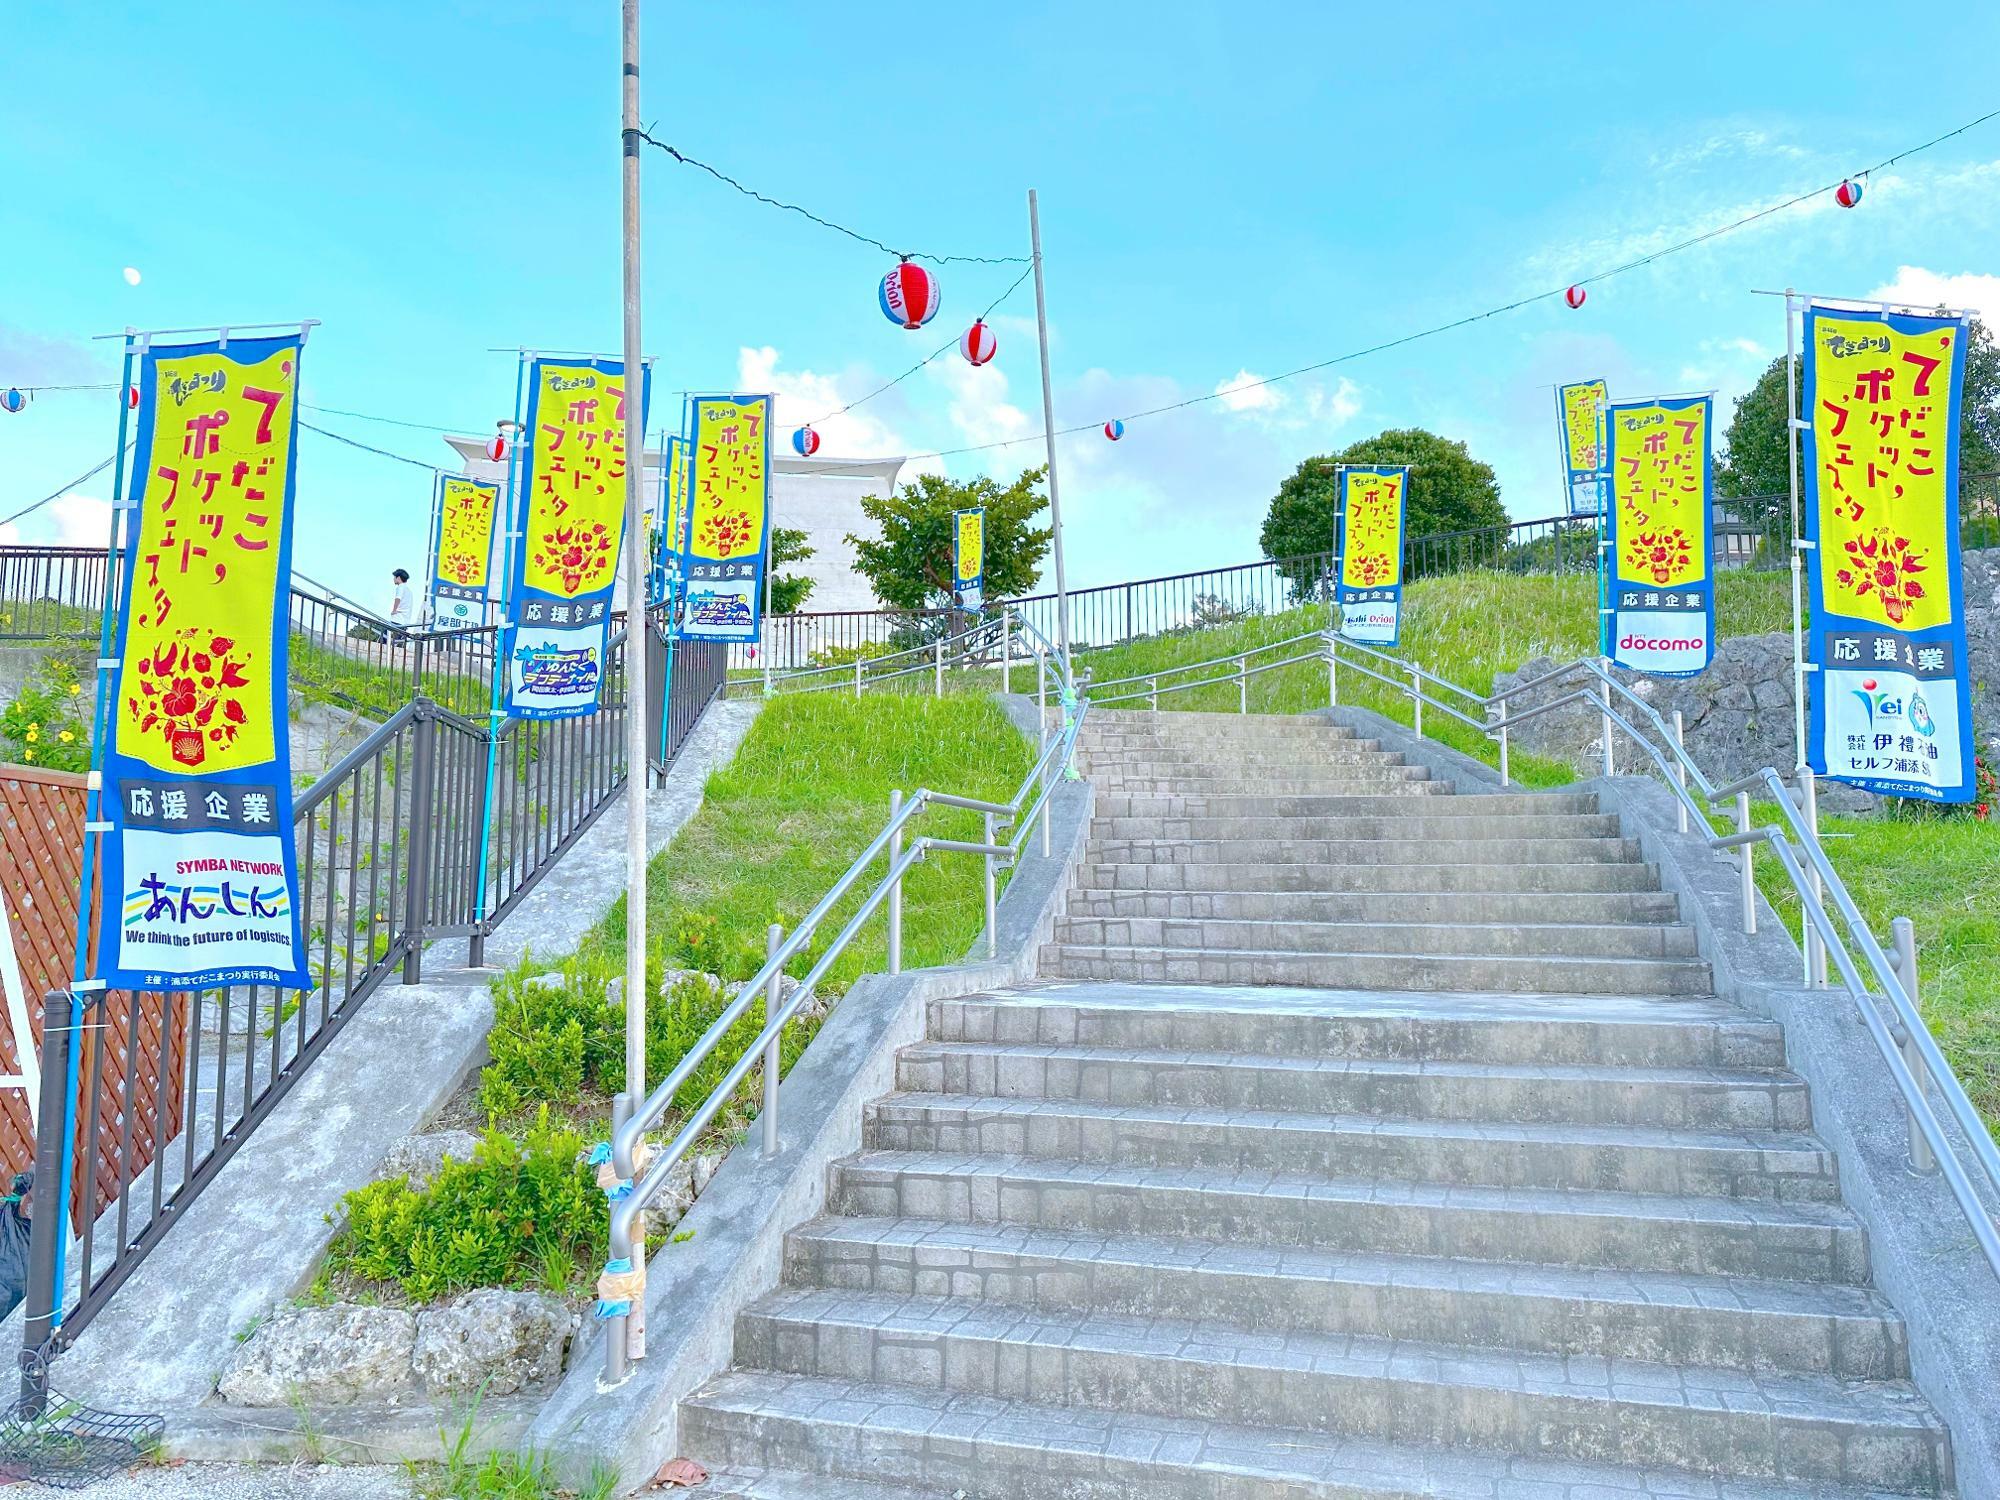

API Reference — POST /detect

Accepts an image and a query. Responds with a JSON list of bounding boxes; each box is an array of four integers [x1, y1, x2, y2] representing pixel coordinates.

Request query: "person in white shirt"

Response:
[[389, 569, 414, 637]]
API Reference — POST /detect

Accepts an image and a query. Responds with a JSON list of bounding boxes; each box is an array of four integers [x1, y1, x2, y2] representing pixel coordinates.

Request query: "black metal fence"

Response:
[[739, 473, 2000, 669], [12, 607, 728, 1377]]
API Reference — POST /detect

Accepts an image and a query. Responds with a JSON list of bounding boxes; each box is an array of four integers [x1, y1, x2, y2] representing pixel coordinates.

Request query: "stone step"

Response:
[[1081, 728, 1373, 751], [1083, 836, 1644, 866], [929, 988, 1780, 1068], [732, 1290, 1949, 1492], [1081, 748, 1412, 772], [1040, 945, 1714, 995], [1084, 709, 1355, 729], [864, 1094, 1835, 1199], [784, 1216, 1905, 1377], [1089, 813, 1624, 841], [1080, 719, 1361, 740], [684, 1371, 1933, 1500], [699, 1472, 932, 1500], [894, 1043, 1803, 1128], [1062, 887, 1682, 924], [1050, 917, 1699, 959], [1091, 791, 1594, 819], [1076, 860, 1665, 893], [827, 1153, 1869, 1281], [1092, 773, 1444, 796]]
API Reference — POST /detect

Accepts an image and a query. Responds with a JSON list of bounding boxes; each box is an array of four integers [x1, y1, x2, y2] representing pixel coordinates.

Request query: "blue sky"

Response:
[[4, 2, 2000, 607]]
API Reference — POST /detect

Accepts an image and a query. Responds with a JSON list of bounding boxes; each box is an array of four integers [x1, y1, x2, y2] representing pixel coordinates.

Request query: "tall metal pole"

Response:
[[1784, 288, 1808, 771], [616, 0, 650, 1128], [1028, 190, 1072, 678]]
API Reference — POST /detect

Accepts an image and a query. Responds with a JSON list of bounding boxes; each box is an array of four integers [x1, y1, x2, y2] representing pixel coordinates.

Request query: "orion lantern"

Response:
[[879, 260, 941, 330]]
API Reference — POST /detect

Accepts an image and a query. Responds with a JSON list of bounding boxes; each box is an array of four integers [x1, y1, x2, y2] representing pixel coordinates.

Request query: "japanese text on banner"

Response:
[[432, 476, 498, 616], [954, 507, 985, 611], [99, 333, 310, 992], [1557, 378, 1608, 514], [1336, 467, 1405, 647], [1606, 396, 1714, 676], [1804, 306, 1972, 802], [505, 358, 649, 719], [679, 395, 771, 642]]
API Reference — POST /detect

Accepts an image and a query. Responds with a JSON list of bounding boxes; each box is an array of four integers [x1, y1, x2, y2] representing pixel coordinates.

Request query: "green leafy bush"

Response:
[[331, 1109, 601, 1302], [0, 651, 92, 771]]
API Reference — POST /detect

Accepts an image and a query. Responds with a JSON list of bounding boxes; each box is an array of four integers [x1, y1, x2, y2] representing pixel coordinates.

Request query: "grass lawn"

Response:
[[1738, 800, 2000, 1132]]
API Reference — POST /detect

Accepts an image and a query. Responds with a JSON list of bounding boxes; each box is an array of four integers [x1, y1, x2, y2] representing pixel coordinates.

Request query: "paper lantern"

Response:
[[792, 425, 821, 457], [960, 320, 997, 366], [126, 384, 140, 410], [485, 433, 508, 463], [1564, 285, 1587, 310], [1835, 178, 1864, 209], [1104, 420, 1125, 441], [0, 389, 24, 414], [879, 261, 941, 330]]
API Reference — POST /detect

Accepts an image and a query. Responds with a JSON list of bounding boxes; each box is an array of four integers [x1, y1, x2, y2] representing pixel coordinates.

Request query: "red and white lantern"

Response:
[[792, 425, 821, 457], [485, 433, 508, 463], [1564, 285, 1587, 310], [125, 384, 141, 410], [960, 319, 997, 366], [879, 261, 942, 330], [1103, 419, 1125, 441], [1835, 178, 1864, 209]]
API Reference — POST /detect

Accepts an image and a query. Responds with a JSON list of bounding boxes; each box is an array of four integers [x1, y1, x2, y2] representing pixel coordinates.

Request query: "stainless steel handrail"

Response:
[[599, 609, 1083, 1381], [1318, 628, 2000, 1277]]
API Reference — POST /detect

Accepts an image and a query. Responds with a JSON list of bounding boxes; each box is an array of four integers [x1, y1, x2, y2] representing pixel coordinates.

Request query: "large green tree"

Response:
[[1718, 317, 2000, 521], [848, 467, 1052, 611], [1259, 428, 1507, 595], [768, 527, 816, 615]]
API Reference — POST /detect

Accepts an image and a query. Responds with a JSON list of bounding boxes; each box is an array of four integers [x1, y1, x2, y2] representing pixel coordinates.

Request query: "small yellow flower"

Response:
[[68, 683, 82, 697], [24, 727, 38, 743], [22, 749, 33, 762], [58, 731, 74, 744]]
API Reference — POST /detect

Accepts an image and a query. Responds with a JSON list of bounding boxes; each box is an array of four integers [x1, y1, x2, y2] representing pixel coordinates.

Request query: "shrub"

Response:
[[332, 1109, 601, 1302], [0, 650, 93, 771]]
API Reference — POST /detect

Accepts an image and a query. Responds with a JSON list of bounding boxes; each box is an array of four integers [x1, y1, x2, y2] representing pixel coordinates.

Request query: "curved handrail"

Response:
[[1319, 628, 2000, 1277], [597, 607, 1083, 1382]]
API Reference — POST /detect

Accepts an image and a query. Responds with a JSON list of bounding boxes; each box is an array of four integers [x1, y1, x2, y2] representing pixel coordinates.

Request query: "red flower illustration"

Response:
[[125, 628, 255, 768], [531, 519, 615, 595], [1835, 528, 1928, 625], [1629, 526, 1694, 585], [699, 506, 756, 559]]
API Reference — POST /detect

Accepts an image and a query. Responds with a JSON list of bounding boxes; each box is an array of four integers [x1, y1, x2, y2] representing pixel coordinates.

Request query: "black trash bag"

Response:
[[0, 1172, 33, 1324]]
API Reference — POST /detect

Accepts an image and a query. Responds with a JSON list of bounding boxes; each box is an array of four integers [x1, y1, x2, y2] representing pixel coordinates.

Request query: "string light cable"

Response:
[[0, 448, 129, 530], [635, 128, 1028, 267]]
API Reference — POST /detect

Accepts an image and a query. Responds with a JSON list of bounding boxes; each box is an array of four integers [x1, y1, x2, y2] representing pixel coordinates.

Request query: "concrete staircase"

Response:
[[680, 710, 1955, 1498]]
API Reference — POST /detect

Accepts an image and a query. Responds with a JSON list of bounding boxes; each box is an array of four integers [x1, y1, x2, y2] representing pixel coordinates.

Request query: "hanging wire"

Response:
[[0, 382, 119, 395], [300, 402, 468, 435], [0, 448, 129, 529], [793, 262, 1037, 431], [298, 420, 446, 474], [914, 104, 2000, 459], [636, 129, 1028, 267]]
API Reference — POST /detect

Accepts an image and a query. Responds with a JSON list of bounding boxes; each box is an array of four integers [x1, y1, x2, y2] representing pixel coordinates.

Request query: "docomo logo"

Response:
[[1620, 631, 1708, 652]]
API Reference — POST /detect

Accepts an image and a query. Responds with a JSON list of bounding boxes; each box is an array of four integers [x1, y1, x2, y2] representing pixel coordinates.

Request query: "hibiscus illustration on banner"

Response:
[[532, 519, 616, 596], [1629, 526, 1695, 585], [1835, 528, 1929, 626], [126, 630, 254, 769]]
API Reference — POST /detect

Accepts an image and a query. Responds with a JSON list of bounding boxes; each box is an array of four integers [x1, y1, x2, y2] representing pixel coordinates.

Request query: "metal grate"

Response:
[[0, 1349, 163, 1489]]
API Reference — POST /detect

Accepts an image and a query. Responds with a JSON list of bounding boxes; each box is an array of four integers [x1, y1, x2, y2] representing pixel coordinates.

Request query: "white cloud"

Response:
[[1305, 378, 1363, 427], [1865, 266, 2000, 325], [0, 492, 112, 547], [735, 344, 942, 479], [1215, 369, 1283, 414], [928, 351, 1033, 453]]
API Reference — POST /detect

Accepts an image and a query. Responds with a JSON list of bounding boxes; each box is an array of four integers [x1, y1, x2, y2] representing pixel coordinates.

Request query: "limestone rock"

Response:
[[217, 1304, 417, 1406], [410, 1288, 578, 1397], [379, 1130, 482, 1190]]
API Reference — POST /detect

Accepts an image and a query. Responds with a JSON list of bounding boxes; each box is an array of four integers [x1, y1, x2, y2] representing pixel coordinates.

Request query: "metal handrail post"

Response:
[[1800, 767, 1825, 987], [1408, 664, 1422, 737], [933, 638, 944, 697], [982, 812, 998, 959], [761, 923, 783, 1157], [1149, 675, 1158, 712], [1495, 697, 1509, 787], [886, 790, 904, 975], [1000, 610, 1011, 694], [1036, 653, 1047, 744], [1599, 668, 1615, 778], [18, 994, 74, 1409], [1327, 645, 1337, 707], [1237, 654, 1248, 714], [400, 700, 439, 985], [1736, 791, 1756, 935], [1892, 917, 1936, 1174], [853, 659, 862, 699], [1671, 711, 1689, 834]]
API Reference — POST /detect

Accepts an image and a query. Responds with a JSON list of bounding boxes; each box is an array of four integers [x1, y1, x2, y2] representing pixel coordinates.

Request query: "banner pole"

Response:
[[1785, 288, 1807, 771], [1027, 189, 1072, 679], [471, 362, 528, 966], [421, 472, 442, 629], [616, 0, 650, 1128]]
